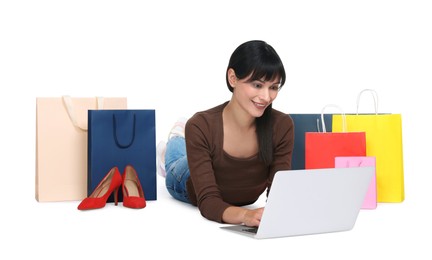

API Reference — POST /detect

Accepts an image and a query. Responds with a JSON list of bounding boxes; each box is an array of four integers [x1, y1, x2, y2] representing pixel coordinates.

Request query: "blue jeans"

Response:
[[165, 136, 192, 204]]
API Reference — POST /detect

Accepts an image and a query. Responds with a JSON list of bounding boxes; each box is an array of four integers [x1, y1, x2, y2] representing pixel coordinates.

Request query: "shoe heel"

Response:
[[114, 187, 120, 206], [77, 167, 123, 210]]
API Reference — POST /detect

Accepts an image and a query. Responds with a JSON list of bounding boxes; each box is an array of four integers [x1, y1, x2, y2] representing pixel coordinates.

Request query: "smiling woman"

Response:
[[157, 40, 294, 227]]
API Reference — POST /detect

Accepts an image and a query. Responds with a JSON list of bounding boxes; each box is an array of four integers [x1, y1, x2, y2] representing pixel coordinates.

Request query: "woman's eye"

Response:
[[253, 83, 262, 88]]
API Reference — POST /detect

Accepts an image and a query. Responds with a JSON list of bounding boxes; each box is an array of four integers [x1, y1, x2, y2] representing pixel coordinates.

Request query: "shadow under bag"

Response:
[[88, 109, 157, 202]]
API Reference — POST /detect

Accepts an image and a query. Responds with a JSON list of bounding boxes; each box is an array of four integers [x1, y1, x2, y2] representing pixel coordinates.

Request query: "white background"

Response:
[[1, 0, 431, 259]]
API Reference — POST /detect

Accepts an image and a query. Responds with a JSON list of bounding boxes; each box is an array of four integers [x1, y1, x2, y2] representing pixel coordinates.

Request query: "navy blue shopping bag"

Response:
[[289, 114, 333, 170], [88, 109, 157, 202]]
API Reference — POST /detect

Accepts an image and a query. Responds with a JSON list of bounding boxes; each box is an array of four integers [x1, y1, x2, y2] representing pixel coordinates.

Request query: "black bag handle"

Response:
[[113, 113, 136, 148]]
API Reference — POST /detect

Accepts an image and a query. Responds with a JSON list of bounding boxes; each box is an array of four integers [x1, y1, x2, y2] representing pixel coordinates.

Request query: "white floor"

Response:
[[3, 171, 430, 260]]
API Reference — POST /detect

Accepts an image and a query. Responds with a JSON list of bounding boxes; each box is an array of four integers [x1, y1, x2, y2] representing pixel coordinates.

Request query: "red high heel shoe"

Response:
[[122, 165, 146, 209], [77, 167, 123, 210]]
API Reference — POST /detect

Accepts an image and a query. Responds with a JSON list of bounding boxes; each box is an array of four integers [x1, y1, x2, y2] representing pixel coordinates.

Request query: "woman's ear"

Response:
[[227, 68, 237, 88]]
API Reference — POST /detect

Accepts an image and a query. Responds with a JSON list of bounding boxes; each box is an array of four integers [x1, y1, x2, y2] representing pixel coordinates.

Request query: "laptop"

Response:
[[220, 167, 374, 239]]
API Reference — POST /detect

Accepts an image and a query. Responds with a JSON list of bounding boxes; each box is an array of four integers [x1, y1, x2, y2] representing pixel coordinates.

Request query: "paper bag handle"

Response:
[[344, 159, 364, 167], [113, 114, 136, 149], [63, 96, 104, 131], [320, 104, 346, 133], [356, 89, 379, 115]]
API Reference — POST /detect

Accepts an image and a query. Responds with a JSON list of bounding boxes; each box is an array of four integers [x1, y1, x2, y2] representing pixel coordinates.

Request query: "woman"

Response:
[[158, 40, 294, 226]]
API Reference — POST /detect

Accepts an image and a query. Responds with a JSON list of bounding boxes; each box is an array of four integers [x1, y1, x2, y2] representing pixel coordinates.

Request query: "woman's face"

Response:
[[228, 69, 281, 118]]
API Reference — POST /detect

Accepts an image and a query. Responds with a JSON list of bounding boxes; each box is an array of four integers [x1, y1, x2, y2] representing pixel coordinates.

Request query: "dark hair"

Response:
[[226, 40, 286, 166], [226, 40, 286, 92]]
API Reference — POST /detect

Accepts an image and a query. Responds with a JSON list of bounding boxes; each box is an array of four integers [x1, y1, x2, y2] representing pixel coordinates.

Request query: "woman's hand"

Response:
[[222, 206, 264, 227], [242, 207, 264, 227]]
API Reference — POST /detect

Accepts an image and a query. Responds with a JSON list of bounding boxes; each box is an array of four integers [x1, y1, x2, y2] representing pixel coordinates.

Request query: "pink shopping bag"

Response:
[[335, 156, 377, 209]]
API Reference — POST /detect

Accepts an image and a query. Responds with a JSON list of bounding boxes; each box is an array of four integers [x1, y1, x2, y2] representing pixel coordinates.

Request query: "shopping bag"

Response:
[[335, 156, 377, 209], [305, 105, 366, 169], [35, 96, 127, 202], [290, 114, 333, 170], [88, 109, 157, 202], [332, 89, 404, 202]]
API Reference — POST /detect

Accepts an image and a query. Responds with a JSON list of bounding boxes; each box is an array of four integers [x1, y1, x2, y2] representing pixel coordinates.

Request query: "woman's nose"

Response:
[[258, 88, 271, 102]]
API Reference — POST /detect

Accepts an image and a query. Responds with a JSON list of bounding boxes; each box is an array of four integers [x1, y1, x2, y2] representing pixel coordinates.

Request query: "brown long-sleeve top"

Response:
[[185, 101, 294, 223]]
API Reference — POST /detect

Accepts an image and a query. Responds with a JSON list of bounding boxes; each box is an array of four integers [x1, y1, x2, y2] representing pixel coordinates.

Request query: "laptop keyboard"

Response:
[[242, 227, 258, 234]]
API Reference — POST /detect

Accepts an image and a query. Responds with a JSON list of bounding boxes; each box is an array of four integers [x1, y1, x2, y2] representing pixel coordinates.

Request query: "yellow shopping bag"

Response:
[[332, 89, 404, 202]]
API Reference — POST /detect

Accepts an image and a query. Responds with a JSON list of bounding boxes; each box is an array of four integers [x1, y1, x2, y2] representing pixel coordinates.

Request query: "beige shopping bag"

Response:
[[35, 96, 127, 202]]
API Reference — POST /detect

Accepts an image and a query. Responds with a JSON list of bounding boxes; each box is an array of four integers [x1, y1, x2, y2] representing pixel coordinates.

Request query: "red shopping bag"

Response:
[[305, 105, 366, 169]]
